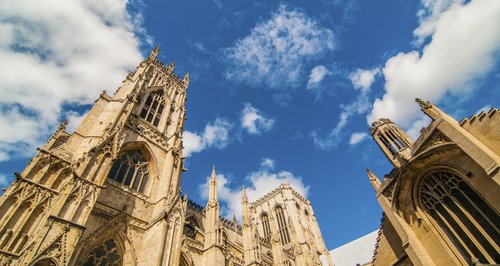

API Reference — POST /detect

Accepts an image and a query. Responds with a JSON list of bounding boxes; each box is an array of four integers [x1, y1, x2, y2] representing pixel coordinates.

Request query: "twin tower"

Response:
[[0, 47, 333, 265]]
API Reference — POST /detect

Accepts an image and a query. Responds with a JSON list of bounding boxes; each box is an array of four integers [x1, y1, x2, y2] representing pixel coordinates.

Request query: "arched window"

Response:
[[275, 206, 291, 245], [82, 238, 122, 266], [419, 171, 500, 264], [140, 90, 165, 127], [261, 213, 271, 240], [107, 150, 150, 193]]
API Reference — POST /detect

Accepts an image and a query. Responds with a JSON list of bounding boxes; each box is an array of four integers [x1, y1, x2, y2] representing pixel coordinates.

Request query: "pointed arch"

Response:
[[416, 169, 500, 264], [81, 237, 123, 266], [107, 141, 157, 194], [274, 205, 291, 245], [32, 257, 58, 266], [139, 89, 166, 127]]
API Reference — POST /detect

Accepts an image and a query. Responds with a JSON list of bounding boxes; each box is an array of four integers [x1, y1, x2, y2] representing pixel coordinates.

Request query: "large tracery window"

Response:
[[107, 150, 150, 193], [275, 206, 291, 245], [419, 171, 500, 264], [140, 90, 165, 127], [261, 213, 271, 240], [83, 238, 122, 266]]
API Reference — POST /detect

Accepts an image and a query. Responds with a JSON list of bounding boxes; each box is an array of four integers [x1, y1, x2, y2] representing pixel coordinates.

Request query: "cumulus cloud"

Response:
[[0, 0, 147, 161], [199, 158, 309, 219], [241, 103, 275, 135], [183, 118, 233, 157], [349, 68, 380, 93], [307, 65, 331, 89], [368, 0, 500, 132], [349, 132, 369, 146], [223, 5, 335, 88]]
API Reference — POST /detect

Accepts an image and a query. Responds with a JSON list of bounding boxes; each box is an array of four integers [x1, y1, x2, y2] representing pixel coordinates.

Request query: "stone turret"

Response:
[[370, 118, 413, 168]]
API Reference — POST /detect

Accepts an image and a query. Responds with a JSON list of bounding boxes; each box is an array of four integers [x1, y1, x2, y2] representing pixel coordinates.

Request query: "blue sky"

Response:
[[0, 0, 499, 250]]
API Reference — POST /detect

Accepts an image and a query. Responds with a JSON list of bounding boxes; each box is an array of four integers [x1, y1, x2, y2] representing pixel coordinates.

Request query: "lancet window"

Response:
[[140, 90, 165, 127], [275, 206, 291, 244], [419, 171, 500, 264], [82, 238, 122, 266], [107, 150, 150, 193], [261, 213, 271, 240]]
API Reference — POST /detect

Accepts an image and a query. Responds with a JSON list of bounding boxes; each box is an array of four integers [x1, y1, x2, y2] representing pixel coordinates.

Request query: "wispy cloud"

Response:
[[223, 4, 335, 89], [311, 67, 377, 150], [199, 158, 309, 219], [368, 0, 500, 134], [307, 65, 331, 89], [241, 103, 275, 135], [183, 118, 233, 157], [349, 132, 368, 146], [0, 0, 148, 161]]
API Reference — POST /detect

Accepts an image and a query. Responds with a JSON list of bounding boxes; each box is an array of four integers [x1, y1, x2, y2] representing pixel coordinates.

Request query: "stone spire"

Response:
[[241, 187, 259, 265], [208, 165, 218, 207], [203, 165, 223, 265], [149, 44, 160, 60], [366, 168, 381, 191]]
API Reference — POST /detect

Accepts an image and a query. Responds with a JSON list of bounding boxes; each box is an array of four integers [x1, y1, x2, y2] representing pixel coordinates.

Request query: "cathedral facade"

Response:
[[367, 100, 499, 265], [0, 48, 332, 266]]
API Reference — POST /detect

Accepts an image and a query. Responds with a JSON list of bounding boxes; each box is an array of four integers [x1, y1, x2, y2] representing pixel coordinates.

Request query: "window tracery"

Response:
[[139, 90, 165, 127], [82, 238, 122, 266], [275, 206, 291, 244], [261, 213, 271, 240], [419, 171, 499, 264], [107, 150, 150, 193]]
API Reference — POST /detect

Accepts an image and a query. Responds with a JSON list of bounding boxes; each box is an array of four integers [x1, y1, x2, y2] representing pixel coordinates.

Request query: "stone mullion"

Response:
[[5, 202, 35, 252], [455, 188, 498, 239], [44, 167, 64, 188], [445, 194, 497, 262], [432, 205, 476, 262]]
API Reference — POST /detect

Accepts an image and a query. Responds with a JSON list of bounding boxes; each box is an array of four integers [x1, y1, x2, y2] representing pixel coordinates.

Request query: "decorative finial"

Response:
[[183, 72, 190, 86], [366, 168, 381, 191], [415, 98, 431, 109], [242, 186, 248, 203], [149, 44, 160, 59], [211, 164, 216, 178], [167, 61, 175, 72]]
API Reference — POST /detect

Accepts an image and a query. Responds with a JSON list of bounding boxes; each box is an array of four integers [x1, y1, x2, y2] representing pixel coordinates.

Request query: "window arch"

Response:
[[82, 238, 122, 266], [261, 213, 271, 240], [107, 150, 150, 193], [140, 90, 165, 127], [275, 206, 291, 245], [419, 171, 499, 264]]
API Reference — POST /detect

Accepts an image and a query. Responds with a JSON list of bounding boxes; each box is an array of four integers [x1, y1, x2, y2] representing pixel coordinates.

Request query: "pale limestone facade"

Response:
[[0, 47, 333, 266], [367, 99, 499, 266]]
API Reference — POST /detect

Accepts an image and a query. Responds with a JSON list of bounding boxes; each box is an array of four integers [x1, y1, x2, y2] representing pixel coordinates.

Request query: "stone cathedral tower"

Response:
[[0, 46, 189, 265], [0, 47, 333, 266]]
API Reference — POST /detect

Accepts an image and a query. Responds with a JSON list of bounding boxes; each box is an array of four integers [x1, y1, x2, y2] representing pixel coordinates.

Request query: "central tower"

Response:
[[0, 46, 190, 265]]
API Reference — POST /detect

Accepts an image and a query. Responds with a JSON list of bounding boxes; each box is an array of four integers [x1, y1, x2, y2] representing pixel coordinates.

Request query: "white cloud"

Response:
[[368, 0, 500, 130], [66, 110, 89, 132], [349, 132, 368, 146], [223, 4, 335, 88], [349, 68, 380, 93], [199, 158, 309, 220], [0, 0, 147, 161], [0, 174, 10, 187], [183, 118, 232, 157], [307, 65, 331, 89], [241, 103, 275, 135], [311, 82, 371, 150]]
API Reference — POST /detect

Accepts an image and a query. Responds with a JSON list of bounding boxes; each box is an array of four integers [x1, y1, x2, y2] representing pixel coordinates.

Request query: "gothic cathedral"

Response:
[[367, 100, 499, 265], [0, 47, 333, 266]]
